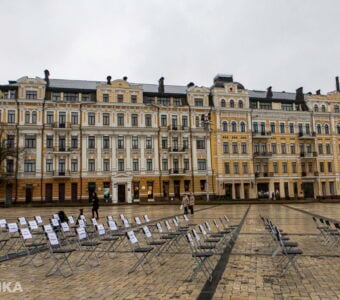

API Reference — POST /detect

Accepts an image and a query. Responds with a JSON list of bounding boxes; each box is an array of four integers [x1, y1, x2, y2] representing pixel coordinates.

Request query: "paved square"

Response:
[[0, 203, 339, 299]]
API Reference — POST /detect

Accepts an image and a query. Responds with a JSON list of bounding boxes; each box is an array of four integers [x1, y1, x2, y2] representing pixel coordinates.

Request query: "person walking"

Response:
[[92, 192, 99, 220], [181, 193, 189, 215], [189, 192, 195, 214]]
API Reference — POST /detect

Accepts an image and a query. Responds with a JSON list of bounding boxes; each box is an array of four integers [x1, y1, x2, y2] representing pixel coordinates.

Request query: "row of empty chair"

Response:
[[312, 217, 340, 250]]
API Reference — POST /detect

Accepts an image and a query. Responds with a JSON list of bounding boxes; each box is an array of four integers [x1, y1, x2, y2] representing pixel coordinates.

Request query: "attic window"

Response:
[[229, 88, 233, 92], [26, 90, 37, 100]]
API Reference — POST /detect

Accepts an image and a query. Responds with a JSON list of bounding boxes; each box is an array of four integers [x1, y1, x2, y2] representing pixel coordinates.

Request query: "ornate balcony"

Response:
[[168, 147, 188, 153], [254, 151, 272, 158], [52, 170, 71, 178], [252, 131, 272, 139], [300, 152, 318, 158], [52, 122, 71, 130], [298, 132, 316, 139], [169, 168, 189, 176]]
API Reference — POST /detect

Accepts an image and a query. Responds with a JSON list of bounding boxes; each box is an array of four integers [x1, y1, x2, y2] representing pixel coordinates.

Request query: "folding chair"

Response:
[[141, 225, 167, 265], [0, 219, 9, 258], [67, 216, 77, 229], [60, 222, 77, 246], [5, 223, 23, 258], [45, 231, 76, 278], [134, 216, 142, 226], [191, 228, 217, 253], [95, 224, 119, 258], [18, 227, 46, 267], [75, 227, 101, 267], [18, 217, 28, 227], [185, 232, 214, 282], [34, 216, 44, 226], [154, 222, 178, 253], [126, 230, 154, 275]]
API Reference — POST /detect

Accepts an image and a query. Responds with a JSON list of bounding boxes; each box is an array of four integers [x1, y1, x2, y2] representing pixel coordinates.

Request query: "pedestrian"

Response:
[[92, 192, 99, 220], [189, 192, 195, 214], [181, 193, 189, 215]]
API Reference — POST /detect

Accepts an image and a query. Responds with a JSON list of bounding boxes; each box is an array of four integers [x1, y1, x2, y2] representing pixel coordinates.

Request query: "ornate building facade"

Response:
[[0, 72, 339, 203]]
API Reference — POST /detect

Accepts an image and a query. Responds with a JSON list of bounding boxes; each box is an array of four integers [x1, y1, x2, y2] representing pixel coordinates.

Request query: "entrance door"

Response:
[[174, 180, 180, 200], [284, 182, 289, 199], [25, 184, 33, 203], [88, 182, 96, 203], [235, 184, 241, 199], [118, 184, 126, 203], [59, 183, 65, 202], [71, 183, 78, 202], [244, 183, 250, 200], [163, 181, 169, 199], [303, 182, 314, 199], [45, 183, 53, 202], [225, 184, 232, 200], [5, 184, 13, 205]]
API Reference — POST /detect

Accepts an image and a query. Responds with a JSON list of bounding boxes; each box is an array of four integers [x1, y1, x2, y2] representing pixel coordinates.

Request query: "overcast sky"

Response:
[[1, 0, 340, 93]]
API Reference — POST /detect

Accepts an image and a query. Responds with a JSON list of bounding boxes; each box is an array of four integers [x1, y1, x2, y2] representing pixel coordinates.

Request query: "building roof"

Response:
[[248, 90, 297, 101]]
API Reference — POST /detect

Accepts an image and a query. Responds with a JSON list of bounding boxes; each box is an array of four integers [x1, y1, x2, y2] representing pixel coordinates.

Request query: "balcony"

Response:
[[168, 147, 188, 153], [298, 132, 316, 139], [52, 122, 71, 130], [52, 147, 72, 153], [252, 131, 272, 139], [255, 172, 273, 178], [169, 168, 189, 176], [52, 170, 71, 178], [300, 152, 318, 158], [254, 152, 272, 158], [167, 125, 188, 131]]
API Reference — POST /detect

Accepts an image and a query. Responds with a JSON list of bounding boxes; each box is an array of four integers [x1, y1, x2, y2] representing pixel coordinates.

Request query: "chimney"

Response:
[[296, 87, 304, 101], [106, 76, 112, 85], [44, 69, 50, 87], [336, 76, 339, 92], [266, 86, 273, 99], [316, 89, 321, 95], [123, 76, 128, 81], [187, 82, 195, 88], [158, 77, 164, 94]]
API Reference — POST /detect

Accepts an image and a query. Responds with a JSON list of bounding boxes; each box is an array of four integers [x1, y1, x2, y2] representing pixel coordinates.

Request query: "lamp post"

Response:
[[201, 114, 211, 202]]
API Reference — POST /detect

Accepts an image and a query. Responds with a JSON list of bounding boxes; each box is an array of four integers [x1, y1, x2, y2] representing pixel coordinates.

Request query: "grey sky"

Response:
[[1, 0, 340, 93]]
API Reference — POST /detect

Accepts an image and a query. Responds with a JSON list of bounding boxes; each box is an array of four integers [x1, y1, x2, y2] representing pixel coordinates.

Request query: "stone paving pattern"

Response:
[[0, 203, 339, 300]]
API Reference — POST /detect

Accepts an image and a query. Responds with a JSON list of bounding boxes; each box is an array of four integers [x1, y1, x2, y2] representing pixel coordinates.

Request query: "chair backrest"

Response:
[[43, 224, 54, 233], [224, 215, 230, 222], [7, 223, 19, 233], [18, 217, 27, 227], [34, 216, 43, 224], [126, 230, 139, 244], [107, 216, 114, 222], [186, 232, 196, 251], [164, 220, 172, 231], [325, 220, 331, 226], [135, 217, 142, 225], [20, 228, 32, 240], [108, 220, 118, 231], [47, 231, 60, 247], [142, 226, 152, 238], [76, 227, 88, 240], [28, 220, 39, 231], [205, 221, 212, 232], [0, 219, 7, 229], [320, 218, 324, 224], [172, 218, 179, 228], [61, 222, 70, 232], [183, 215, 189, 222], [50, 218, 60, 227], [96, 224, 106, 236], [91, 218, 98, 226], [120, 214, 125, 222], [53, 214, 60, 221], [175, 216, 180, 223], [80, 215, 86, 223], [144, 215, 150, 223], [122, 218, 130, 228], [156, 222, 163, 233], [78, 219, 86, 227], [213, 219, 220, 230], [192, 229, 200, 242], [68, 216, 75, 225], [199, 224, 207, 237]]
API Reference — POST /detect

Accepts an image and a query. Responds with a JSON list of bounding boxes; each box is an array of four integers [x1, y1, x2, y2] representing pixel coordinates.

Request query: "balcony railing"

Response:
[[168, 147, 188, 153], [52, 170, 71, 177], [52, 146, 72, 152], [254, 152, 272, 158], [252, 131, 272, 138], [169, 168, 189, 175], [52, 122, 71, 129], [255, 172, 273, 178], [300, 152, 318, 158], [298, 132, 316, 139]]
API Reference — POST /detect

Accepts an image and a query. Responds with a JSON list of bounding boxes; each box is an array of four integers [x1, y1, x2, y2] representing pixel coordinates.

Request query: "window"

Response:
[[103, 113, 110, 125], [160, 115, 167, 127], [5, 159, 13, 173], [158, 97, 170, 106], [232, 142, 238, 154], [46, 159, 53, 172], [282, 162, 288, 173], [182, 116, 188, 128], [308, 162, 313, 173], [7, 135, 15, 148], [273, 162, 278, 174], [223, 142, 229, 154], [222, 121, 228, 132], [88, 112, 95, 125], [288, 123, 294, 134], [314, 104, 318, 112], [230, 99, 234, 108], [131, 95, 137, 103], [103, 93, 109, 102], [298, 123, 303, 134], [133, 159, 139, 171], [59, 136, 66, 151], [242, 162, 248, 174], [198, 159, 206, 170], [292, 162, 297, 173], [281, 143, 286, 154], [8, 110, 15, 123], [328, 162, 332, 172], [330, 182, 335, 195], [195, 116, 200, 127], [184, 159, 190, 171], [88, 136, 95, 149], [321, 105, 326, 112], [103, 159, 110, 172], [162, 159, 168, 171], [161, 137, 168, 149], [271, 143, 277, 154], [146, 137, 152, 149], [146, 159, 153, 171], [71, 112, 78, 125], [250, 101, 257, 109], [280, 123, 285, 133], [320, 162, 324, 172], [290, 144, 296, 154], [144, 96, 154, 105], [260, 122, 265, 134], [118, 159, 124, 171], [88, 159, 95, 172], [326, 144, 331, 154], [26, 90, 37, 99], [174, 98, 182, 106], [51, 92, 61, 101], [117, 113, 124, 126], [71, 159, 78, 172], [46, 135, 53, 148], [238, 100, 243, 108], [282, 103, 293, 111], [259, 102, 272, 110], [24, 160, 36, 173], [81, 94, 90, 101], [117, 94, 124, 103], [132, 136, 139, 149], [224, 162, 230, 174], [270, 122, 275, 133], [71, 136, 78, 149], [317, 124, 321, 134], [194, 98, 203, 106], [231, 122, 237, 132], [117, 136, 124, 149], [145, 114, 152, 127], [221, 99, 226, 107], [337, 125, 340, 134], [65, 93, 77, 101], [131, 114, 138, 127], [240, 122, 246, 132], [318, 144, 323, 154], [196, 139, 205, 149], [324, 124, 329, 134], [254, 144, 259, 153], [172, 115, 178, 128], [306, 144, 312, 153], [25, 111, 30, 124], [241, 143, 247, 154], [233, 162, 239, 174], [252, 122, 258, 133], [25, 135, 36, 148], [103, 136, 110, 149], [31, 111, 37, 124], [335, 105, 339, 113]]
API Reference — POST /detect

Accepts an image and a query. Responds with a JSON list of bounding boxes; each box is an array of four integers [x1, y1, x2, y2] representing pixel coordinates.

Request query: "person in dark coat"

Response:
[[92, 192, 99, 219]]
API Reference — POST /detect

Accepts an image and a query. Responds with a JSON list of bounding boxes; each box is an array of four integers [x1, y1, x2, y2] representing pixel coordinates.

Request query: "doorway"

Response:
[[5, 184, 13, 205], [71, 183, 78, 202], [45, 183, 53, 202], [25, 184, 33, 203], [244, 183, 250, 200], [303, 182, 314, 199], [174, 180, 180, 200], [59, 183, 65, 202], [88, 182, 96, 203], [118, 184, 126, 203], [225, 183, 232, 200]]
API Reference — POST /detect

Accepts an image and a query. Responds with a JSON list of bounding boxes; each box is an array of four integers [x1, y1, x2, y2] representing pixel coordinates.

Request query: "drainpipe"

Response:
[[79, 103, 83, 202], [188, 105, 195, 193], [14, 88, 19, 203]]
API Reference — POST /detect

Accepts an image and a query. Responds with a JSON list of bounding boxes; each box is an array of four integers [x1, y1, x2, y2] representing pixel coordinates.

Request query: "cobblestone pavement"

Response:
[[0, 203, 339, 300]]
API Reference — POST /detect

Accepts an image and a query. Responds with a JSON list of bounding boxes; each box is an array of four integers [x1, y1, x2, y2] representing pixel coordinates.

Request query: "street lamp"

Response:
[[201, 114, 211, 202]]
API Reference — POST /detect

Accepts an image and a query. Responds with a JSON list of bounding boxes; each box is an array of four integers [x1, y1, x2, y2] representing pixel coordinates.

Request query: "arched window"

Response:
[[240, 122, 246, 132], [334, 105, 339, 113], [221, 99, 226, 108], [324, 124, 329, 134], [314, 104, 318, 112], [25, 111, 30, 124], [317, 124, 321, 134], [238, 100, 243, 108], [230, 99, 235, 108], [31, 111, 37, 124], [222, 121, 228, 132], [231, 121, 237, 132], [321, 105, 326, 112]]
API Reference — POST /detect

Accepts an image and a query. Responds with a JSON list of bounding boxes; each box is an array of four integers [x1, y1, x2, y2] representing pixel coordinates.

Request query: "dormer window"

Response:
[[194, 98, 203, 107], [51, 92, 61, 101], [117, 94, 124, 103], [26, 90, 37, 100], [103, 93, 109, 102], [131, 95, 137, 103], [65, 93, 77, 101]]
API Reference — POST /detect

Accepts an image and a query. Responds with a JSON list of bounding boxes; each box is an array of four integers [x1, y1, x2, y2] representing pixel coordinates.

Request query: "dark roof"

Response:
[[248, 90, 296, 101]]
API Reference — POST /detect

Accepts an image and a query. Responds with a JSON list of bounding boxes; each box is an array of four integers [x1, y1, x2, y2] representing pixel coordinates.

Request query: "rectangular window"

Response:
[[103, 93, 109, 102], [224, 162, 230, 174], [46, 135, 53, 148], [281, 143, 286, 154], [183, 137, 189, 150], [223, 142, 229, 154], [117, 113, 124, 126], [117, 94, 124, 103], [326, 144, 331, 154], [65, 93, 77, 101], [132, 136, 139, 149], [282, 103, 293, 111], [160, 115, 167, 127], [71, 112, 78, 125], [88, 112, 95, 125], [103, 136, 110, 149], [146, 159, 153, 171], [131, 95, 137, 103], [24, 160, 36, 173], [305, 124, 310, 135], [320, 162, 324, 172], [270, 122, 275, 133], [6, 159, 14, 173], [162, 159, 168, 171], [174, 98, 182, 106], [51, 92, 61, 101], [184, 159, 190, 171], [26, 90, 37, 100], [7, 135, 15, 148], [8, 110, 16, 123], [273, 162, 278, 174], [103, 113, 110, 125], [88, 159, 95, 172], [103, 159, 110, 172], [161, 137, 168, 149], [292, 162, 297, 173], [25, 135, 36, 148], [117, 136, 124, 149], [71, 136, 78, 149], [197, 159, 206, 170], [88, 136, 95, 149], [146, 137, 152, 149], [282, 162, 288, 173], [233, 162, 239, 174], [71, 159, 78, 172], [241, 143, 247, 154], [46, 159, 53, 172], [194, 98, 203, 107], [133, 159, 139, 171], [259, 103, 272, 110], [318, 144, 323, 154], [308, 162, 313, 173], [306, 144, 312, 153], [330, 182, 334, 195], [182, 116, 188, 128], [289, 123, 294, 134], [145, 114, 152, 127], [280, 123, 285, 133], [328, 162, 332, 172], [290, 144, 296, 154], [196, 139, 206, 149], [232, 142, 238, 154], [131, 114, 138, 127], [271, 143, 277, 154], [242, 162, 248, 174]]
